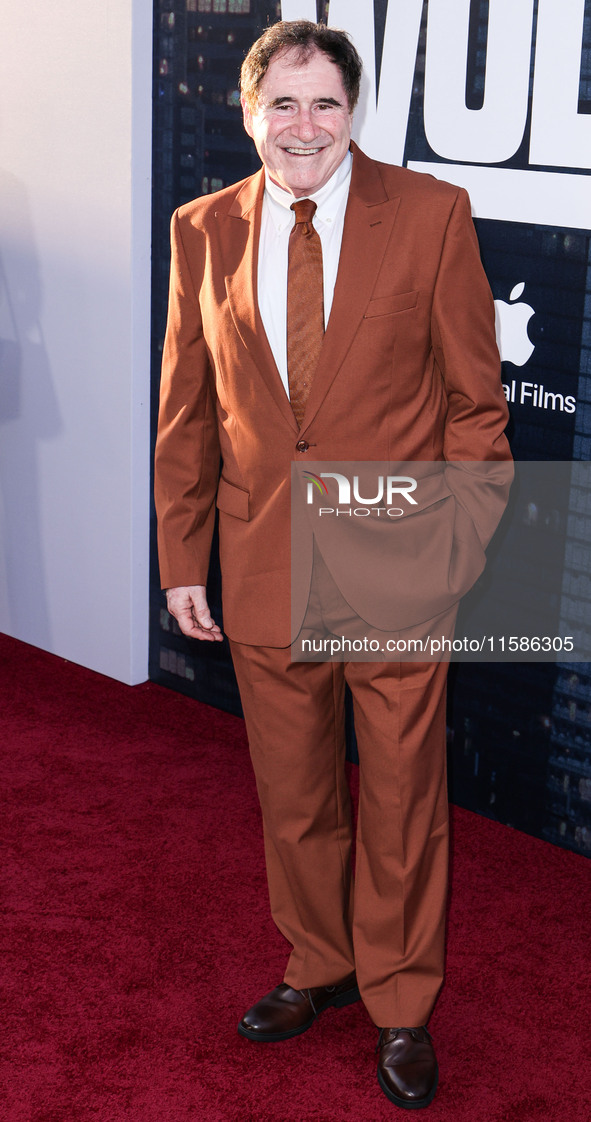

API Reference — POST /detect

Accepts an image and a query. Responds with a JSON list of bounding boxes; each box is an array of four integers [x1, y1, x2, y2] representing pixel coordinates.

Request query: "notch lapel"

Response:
[[223, 170, 298, 431]]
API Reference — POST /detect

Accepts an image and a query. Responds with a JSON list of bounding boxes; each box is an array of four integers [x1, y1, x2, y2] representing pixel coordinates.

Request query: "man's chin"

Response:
[[275, 166, 330, 197], [270, 151, 332, 193]]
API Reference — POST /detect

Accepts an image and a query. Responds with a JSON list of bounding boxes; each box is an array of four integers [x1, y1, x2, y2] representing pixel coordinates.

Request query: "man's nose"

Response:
[[293, 109, 318, 140]]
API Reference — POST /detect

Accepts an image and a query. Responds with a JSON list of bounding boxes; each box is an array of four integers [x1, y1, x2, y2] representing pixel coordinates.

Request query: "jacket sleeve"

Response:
[[154, 209, 221, 589], [431, 187, 513, 548]]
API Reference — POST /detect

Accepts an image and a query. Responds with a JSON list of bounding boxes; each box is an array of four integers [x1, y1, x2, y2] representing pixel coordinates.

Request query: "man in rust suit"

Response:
[[154, 20, 511, 1111]]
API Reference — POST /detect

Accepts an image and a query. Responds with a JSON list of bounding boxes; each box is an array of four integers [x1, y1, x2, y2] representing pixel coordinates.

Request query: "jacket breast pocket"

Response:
[[216, 476, 250, 521], [364, 290, 419, 319]]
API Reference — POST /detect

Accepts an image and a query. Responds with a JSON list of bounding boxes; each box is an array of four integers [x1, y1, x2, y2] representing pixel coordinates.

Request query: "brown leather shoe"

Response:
[[237, 973, 360, 1041], [377, 1026, 438, 1109]]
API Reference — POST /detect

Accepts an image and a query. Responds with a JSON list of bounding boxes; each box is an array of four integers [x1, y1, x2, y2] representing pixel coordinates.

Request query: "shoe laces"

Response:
[[298, 982, 339, 1017], [376, 1026, 432, 1051]]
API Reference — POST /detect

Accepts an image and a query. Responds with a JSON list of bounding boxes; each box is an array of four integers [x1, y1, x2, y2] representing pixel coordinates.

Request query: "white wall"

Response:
[[0, 0, 152, 683]]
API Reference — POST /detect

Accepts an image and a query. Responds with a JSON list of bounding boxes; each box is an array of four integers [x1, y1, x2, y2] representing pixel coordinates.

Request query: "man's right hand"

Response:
[[165, 585, 224, 642]]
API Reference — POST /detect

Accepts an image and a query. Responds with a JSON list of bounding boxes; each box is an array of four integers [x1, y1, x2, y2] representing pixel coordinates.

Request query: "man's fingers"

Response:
[[190, 606, 222, 641], [193, 606, 214, 630], [189, 590, 222, 638], [166, 586, 224, 641]]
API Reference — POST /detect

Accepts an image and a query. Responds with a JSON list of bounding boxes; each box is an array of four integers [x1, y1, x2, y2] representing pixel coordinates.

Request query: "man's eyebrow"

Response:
[[267, 95, 344, 108]]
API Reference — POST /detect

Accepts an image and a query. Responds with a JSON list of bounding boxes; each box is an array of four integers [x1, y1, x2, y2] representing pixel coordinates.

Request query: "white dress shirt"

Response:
[[257, 150, 353, 396]]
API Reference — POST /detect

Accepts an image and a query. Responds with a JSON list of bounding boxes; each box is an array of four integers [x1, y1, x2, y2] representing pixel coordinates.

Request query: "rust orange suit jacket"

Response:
[[155, 143, 512, 647]]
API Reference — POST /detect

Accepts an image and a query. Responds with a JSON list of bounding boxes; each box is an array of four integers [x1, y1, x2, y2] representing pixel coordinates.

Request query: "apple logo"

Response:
[[494, 282, 535, 366]]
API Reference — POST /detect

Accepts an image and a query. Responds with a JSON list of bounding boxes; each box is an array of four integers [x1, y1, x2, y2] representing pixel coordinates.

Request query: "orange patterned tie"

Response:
[[287, 199, 324, 427]]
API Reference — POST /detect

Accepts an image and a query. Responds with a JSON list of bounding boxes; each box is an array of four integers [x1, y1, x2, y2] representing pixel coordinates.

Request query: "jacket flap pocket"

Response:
[[364, 290, 419, 318], [216, 476, 250, 521]]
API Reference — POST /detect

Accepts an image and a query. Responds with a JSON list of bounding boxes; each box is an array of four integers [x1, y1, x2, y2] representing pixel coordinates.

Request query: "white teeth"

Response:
[[285, 147, 321, 156]]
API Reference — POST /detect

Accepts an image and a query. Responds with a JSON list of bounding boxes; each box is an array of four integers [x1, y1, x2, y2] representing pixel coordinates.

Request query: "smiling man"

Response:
[[241, 46, 353, 197], [154, 20, 511, 1112]]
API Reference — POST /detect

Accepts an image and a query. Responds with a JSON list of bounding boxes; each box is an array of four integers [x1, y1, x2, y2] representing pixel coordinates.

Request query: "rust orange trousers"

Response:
[[229, 636, 450, 1029]]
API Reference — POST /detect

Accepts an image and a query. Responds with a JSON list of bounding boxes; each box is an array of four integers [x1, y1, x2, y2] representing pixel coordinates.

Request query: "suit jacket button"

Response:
[[295, 439, 309, 453]]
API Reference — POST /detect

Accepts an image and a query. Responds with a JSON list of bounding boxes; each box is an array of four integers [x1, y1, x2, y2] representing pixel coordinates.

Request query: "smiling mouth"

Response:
[[283, 147, 323, 156]]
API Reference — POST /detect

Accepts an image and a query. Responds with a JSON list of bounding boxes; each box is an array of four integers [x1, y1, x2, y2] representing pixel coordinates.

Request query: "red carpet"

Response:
[[1, 633, 590, 1121]]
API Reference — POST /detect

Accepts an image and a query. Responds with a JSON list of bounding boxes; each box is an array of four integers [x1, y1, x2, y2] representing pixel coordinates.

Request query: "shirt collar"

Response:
[[263, 149, 352, 231]]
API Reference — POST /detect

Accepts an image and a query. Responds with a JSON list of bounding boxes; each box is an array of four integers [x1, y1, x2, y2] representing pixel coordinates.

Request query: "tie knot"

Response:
[[291, 199, 317, 226]]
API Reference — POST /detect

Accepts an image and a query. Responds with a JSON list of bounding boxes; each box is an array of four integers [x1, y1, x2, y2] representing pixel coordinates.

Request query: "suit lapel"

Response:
[[300, 143, 402, 431], [223, 170, 298, 430]]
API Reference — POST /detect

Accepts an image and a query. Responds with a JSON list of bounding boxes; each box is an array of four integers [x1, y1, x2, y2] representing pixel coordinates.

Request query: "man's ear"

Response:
[[241, 95, 253, 138]]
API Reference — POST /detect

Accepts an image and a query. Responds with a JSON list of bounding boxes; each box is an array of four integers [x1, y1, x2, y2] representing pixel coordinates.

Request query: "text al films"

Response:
[[503, 380, 576, 413]]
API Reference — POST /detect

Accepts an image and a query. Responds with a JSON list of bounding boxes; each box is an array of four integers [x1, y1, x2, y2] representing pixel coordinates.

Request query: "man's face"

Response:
[[242, 47, 353, 197]]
